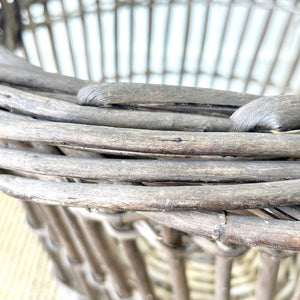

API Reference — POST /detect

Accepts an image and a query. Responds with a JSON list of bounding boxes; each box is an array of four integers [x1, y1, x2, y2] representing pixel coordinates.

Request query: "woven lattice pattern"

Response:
[[10, 0, 300, 94], [0, 0, 299, 300]]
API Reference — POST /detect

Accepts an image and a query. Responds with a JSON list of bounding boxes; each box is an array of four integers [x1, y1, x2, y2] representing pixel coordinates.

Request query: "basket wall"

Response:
[[15, 0, 300, 94], [0, 0, 299, 300]]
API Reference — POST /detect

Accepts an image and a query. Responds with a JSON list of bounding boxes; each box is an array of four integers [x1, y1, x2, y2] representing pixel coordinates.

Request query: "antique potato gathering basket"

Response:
[[0, 0, 300, 299]]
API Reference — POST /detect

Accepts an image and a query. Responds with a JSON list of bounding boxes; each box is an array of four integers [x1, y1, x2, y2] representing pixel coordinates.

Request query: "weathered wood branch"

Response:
[[0, 85, 231, 131], [0, 47, 259, 117], [77, 83, 259, 116], [0, 65, 87, 95], [0, 46, 87, 94], [0, 116, 299, 157], [0, 175, 299, 211], [231, 95, 300, 132], [0, 147, 299, 183], [141, 211, 300, 251]]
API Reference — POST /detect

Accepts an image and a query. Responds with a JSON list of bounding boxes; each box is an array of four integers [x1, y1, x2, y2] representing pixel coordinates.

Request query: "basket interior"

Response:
[[19, 0, 300, 95]]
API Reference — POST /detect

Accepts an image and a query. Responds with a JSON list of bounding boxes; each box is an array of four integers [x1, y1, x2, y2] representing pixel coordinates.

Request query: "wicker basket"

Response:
[[0, 0, 300, 299]]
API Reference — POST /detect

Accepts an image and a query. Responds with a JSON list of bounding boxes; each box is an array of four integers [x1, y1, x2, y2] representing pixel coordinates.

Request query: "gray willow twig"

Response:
[[1, 0, 300, 299], [77, 83, 258, 116], [0, 147, 299, 183], [0, 174, 299, 211], [0, 46, 87, 94], [142, 211, 300, 251], [0, 116, 299, 157], [0, 85, 231, 132]]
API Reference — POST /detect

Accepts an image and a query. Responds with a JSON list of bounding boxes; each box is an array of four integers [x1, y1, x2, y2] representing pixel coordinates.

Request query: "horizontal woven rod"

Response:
[[0, 46, 87, 94], [0, 116, 299, 157], [142, 211, 300, 251], [0, 46, 259, 115], [0, 65, 86, 95], [0, 85, 231, 131], [0, 45, 38, 70], [77, 83, 258, 116], [29, 90, 77, 103], [1, 147, 300, 183], [0, 175, 299, 211], [77, 83, 257, 106]]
